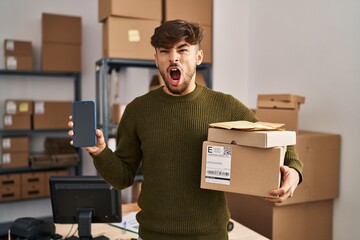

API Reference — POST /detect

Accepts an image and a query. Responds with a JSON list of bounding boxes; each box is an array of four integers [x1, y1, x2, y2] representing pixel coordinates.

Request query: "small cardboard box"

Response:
[[98, 0, 162, 22], [21, 171, 46, 199], [33, 101, 72, 130], [164, 0, 213, 26], [103, 17, 160, 60], [4, 39, 32, 56], [111, 103, 127, 124], [201, 141, 286, 197], [42, 13, 82, 45], [3, 114, 31, 130], [1, 137, 29, 153], [208, 128, 296, 148], [44, 169, 69, 196], [41, 42, 81, 72], [226, 193, 333, 240], [1, 152, 29, 168], [0, 173, 21, 202], [5, 99, 33, 115], [255, 108, 299, 133], [5, 56, 33, 71], [257, 94, 305, 110]]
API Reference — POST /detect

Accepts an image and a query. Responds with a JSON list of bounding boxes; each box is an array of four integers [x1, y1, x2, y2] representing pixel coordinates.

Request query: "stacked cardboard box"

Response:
[[164, 0, 213, 63], [41, 13, 82, 72], [225, 95, 341, 239], [1, 137, 29, 169], [33, 100, 72, 130], [3, 99, 33, 130], [255, 94, 305, 133], [201, 121, 296, 198], [4, 39, 33, 71], [0, 173, 21, 201], [99, 0, 161, 60]]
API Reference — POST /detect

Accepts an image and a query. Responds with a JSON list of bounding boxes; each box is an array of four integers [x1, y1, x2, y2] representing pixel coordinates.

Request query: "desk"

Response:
[[55, 203, 268, 240]]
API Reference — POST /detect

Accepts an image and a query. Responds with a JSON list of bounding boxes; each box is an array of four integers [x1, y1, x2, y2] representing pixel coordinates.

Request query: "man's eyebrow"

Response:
[[176, 43, 190, 49]]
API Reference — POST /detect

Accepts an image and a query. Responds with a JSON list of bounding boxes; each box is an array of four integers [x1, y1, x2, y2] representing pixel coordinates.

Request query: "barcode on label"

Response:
[[207, 170, 230, 177], [223, 147, 232, 156]]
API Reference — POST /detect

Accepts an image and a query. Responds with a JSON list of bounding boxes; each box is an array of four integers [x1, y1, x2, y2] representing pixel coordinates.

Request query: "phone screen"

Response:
[[72, 101, 96, 147]]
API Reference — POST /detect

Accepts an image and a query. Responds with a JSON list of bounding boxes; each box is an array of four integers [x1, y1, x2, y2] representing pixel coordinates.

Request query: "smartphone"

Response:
[[72, 100, 96, 147]]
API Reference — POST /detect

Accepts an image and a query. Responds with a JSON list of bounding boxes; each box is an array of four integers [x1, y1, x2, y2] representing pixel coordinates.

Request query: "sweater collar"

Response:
[[155, 84, 204, 102]]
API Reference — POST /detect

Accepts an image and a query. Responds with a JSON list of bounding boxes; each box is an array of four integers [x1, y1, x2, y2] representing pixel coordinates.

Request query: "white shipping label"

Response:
[[128, 29, 140, 42], [34, 101, 45, 114], [2, 138, 11, 149], [2, 153, 11, 164], [205, 145, 232, 185], [6, 101, 17, 114], [6, 40, 15, 51], [4, 115, 13, 126], [6, 56, 17, 70]]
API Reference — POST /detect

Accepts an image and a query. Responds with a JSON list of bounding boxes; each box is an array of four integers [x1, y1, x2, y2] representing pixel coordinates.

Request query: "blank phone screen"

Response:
[[72, 101, 96, 147]]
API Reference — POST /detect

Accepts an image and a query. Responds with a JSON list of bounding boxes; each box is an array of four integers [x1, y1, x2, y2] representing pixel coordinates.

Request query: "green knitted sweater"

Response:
[[93, 85, 303, 240]]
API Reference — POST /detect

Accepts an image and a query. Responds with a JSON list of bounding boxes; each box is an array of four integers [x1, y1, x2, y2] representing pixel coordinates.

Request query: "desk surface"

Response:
[[55, 203, 268, 240]]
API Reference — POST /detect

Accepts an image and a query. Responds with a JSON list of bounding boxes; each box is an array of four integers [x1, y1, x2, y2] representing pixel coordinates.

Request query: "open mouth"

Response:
[[168, 67, 181, 86]]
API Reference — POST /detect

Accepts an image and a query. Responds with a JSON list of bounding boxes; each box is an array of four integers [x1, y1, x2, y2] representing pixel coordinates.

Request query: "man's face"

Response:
[[154, 40, 203, 96]]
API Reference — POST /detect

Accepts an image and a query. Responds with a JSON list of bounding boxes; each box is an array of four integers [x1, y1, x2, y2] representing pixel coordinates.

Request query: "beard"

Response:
[[160, 65, 197, 95]]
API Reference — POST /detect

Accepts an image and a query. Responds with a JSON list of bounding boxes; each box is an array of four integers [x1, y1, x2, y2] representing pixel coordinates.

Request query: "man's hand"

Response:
[[265, 165, 300, 203], [68, 115, 106, 156]]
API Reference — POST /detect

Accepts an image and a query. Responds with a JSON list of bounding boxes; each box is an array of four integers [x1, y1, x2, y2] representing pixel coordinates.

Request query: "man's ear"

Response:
[[196, 49, 204, 66]]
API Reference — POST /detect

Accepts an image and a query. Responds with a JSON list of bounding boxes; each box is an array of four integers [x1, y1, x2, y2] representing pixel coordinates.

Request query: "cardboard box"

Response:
[[21, 171, 46, 199], [103, 17, 160, 60], [111, 103, 127, 124], [278, 131, 340, 205], [200, 25, 212, 63], [42, 13, 82, 45], [3, 114, 31, 130], [208, 128, 296, 148], [0, 174, 21, 202], [1, 137, 29, 153], [1, 152, 29, 168], [164, 0, 213, 26], [255, 108, 299, 133], [98, 0, 162, 22], [5, 56, 33, 71], [226, 193, 333, 240], [201, 141, 286, 197], [258, 94, 305, 104], [5, 99, 33, 115], [33, 101, 72, 130], [4, 39, 32, 56], [41, 43, 81, 72]]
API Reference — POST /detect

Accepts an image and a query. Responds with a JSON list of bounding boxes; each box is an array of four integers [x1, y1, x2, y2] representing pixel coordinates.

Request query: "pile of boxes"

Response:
[[99, 0, 213, 63], [225, 94, 341, 240], [0, 169, 69, 202], [3, 39, 33, 71]]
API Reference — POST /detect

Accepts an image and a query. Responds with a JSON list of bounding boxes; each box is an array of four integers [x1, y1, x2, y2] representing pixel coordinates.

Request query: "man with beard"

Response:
[[68, 20, 303, 240]]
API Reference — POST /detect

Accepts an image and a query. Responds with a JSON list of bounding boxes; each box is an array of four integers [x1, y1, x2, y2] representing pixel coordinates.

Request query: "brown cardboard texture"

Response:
[[42, 13, 82, 44], [98, 0, 162, 22], [5, 99, 33, 115], [200, 25, 212, 63], [256, 108, 299, 133], [258, 94, 305, 103], [1, 137, 29, 153], [226, 193, 333, 240], [201, 141, 286, 197], [4, 39, 32, 56], [3, 115, 31, 130], [0, 174, 21, 202], [278, 131, 340, 205], [1, 152, 29, 168], [41, 43, 81, 72], [164, 0, 213, 26], [21, 172, 46, 199], [208, 128, 296, 148], [33, 101, 72, 130], [5, 56, 33, 71], [103, 17, 160, 60], [257, 99, 301, 110]]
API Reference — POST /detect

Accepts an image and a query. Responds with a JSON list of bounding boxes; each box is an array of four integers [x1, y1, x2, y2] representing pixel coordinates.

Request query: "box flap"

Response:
[[209, 121, 285, 131]]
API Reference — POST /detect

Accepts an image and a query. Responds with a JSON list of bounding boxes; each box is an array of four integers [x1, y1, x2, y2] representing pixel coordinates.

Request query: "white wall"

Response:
[[214, 0, 360, 239]]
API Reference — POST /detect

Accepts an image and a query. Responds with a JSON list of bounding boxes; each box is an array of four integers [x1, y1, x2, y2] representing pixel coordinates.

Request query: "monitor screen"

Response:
[[49, 176, 121, 239]]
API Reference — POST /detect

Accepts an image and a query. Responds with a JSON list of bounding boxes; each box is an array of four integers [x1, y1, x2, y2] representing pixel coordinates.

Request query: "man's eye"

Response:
[[159, 49, 169, 53], [179, 49, 188, 52]]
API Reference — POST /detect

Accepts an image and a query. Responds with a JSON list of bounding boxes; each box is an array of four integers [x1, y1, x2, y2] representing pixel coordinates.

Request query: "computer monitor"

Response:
[[49, 176, 122, 240]]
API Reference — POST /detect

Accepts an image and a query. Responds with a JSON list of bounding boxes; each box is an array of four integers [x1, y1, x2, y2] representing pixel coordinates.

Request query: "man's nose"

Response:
[[169, 51, 179, 63]]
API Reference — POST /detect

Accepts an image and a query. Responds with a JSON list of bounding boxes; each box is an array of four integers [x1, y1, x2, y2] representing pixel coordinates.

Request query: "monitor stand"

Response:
[[65, 209, 109, 240]]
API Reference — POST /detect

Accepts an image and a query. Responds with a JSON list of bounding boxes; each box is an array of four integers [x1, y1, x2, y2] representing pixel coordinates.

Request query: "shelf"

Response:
[[0, 129, 70, 137], [0, 165, 73, 174]]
